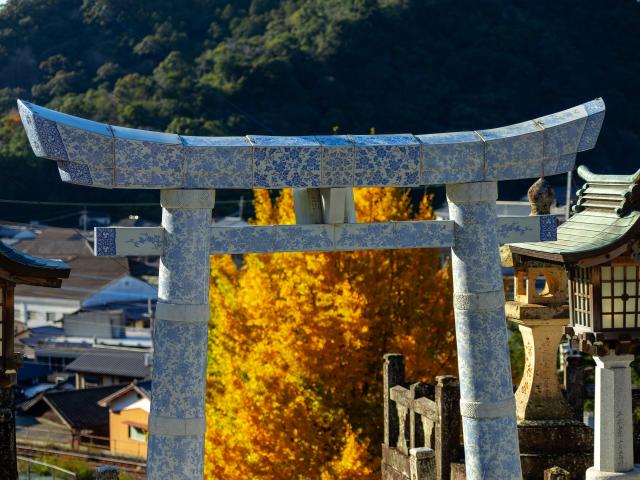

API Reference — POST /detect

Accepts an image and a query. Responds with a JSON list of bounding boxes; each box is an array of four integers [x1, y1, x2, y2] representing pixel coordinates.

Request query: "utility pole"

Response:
[[81, 206, 88, 232], [565, 171, 572, 221]]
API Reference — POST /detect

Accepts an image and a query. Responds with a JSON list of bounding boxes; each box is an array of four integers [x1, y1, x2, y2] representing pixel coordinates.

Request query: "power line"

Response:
[[0, 198, 250, 206]]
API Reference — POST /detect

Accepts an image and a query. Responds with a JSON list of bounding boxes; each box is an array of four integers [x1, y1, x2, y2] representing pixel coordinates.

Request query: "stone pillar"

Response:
[[95, 466, 119, 480], [545, 467, 571, 480], [147, 190, 215, 480], [447, 182, 522, 480], [384, 353, 405, 449], [410, 447, 436, 480], [587, 353, 640, 480], [435, 375, 460, 480], [564, 354, 585, 422], [514, 318, 572, 421]]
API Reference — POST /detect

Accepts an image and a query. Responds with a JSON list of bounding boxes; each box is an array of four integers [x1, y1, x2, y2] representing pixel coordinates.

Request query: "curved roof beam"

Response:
[[17, 98, 605, 190], [577, 165, 640, 185]]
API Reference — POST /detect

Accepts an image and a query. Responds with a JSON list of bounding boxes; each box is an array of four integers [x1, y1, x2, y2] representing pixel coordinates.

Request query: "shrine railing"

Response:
[[383, 354, 461, 480]]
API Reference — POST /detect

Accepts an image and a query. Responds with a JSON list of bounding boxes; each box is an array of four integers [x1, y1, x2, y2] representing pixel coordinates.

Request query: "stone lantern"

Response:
[[510, 166, 640, 480], [0, 241, 69, 480], [505, 176, 592, 479]]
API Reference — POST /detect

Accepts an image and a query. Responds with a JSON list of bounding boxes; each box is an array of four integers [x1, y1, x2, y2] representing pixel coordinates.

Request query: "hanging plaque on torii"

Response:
[[17, 97, 605, 480]]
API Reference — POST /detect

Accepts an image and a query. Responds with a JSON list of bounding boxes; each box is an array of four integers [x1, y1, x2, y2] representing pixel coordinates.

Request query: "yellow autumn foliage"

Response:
[[205, 187, 456, 479]]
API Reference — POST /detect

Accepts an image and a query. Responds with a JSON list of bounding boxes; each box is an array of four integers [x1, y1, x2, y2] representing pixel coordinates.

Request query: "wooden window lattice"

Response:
[[570, 267, 592, 329], [601, 265, 640, 329]]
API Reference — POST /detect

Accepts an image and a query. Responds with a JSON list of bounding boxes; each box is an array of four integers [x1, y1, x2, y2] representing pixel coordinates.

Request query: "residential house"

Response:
[[19, 384, 122, 448], [65, 348, 151, 389], [98, 380, 151, 458], [12, 226, 157, 328], [63, 310, 126, 338]]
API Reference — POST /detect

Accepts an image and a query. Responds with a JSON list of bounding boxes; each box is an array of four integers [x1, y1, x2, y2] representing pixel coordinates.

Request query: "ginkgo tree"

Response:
[[205, 187, 456, 479]]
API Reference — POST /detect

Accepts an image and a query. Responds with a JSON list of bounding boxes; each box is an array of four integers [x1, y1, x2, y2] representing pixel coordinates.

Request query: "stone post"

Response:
[[95, 465, 119, 480], [544, 467, 571, 480], [410, 447, 436, 480], [147, 190, 215, 479], [587, 353, 640, 480], [384, 353, 405, 449], [564, 354, 585, 422], [435, 375, 460, 480], [447, 182, 522, 480]]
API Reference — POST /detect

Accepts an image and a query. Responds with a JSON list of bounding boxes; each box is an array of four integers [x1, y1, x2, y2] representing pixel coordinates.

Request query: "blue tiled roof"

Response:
[[0, 240, 70, 272]]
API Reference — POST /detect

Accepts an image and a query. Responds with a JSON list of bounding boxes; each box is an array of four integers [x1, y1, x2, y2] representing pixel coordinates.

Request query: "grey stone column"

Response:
[[447, 182, 522, 480], [587, 353, 640, 480], [147, 190, 215, 479]]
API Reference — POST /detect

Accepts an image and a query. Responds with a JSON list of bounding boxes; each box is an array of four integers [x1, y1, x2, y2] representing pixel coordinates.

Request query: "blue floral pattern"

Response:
[[351, 134, 420, 186], [18, 101, 68, 161], [210, 225, 276, 254], [147, 435, 204, 480], [316, 135, 355, 187], [555, 153, 577, 174], [19, 99, 607, 188], [57, 161, 93, 185], [462, 416, 522, 480], [418, 131, 484, 184], [536, 105, 587, 158], [115, 139, 184, 188], [334, 222, 396, 250], [57, 123, 114, 168], [209, 221, 455, 254], [250, 135, 322, 188], [479, 121, 543, 181], [125, 231, 163, 250], [447, 183, 522, 478], [539, 214, 558, 241], [183, 136, 253, 188], [151, 319, 208, 418], [272, 224, 334, 252], [578, 98, 606, 152], [393, 220, 454, 249], [159, 208, 211, 304], [95, 228, 116, 256]]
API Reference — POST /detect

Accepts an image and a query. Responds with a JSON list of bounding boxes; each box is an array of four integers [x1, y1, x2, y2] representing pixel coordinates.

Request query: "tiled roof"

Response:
[[136, 380, 151, 398], [510, 166, 640, 263], [22, 384, 123, 429], [65, 349, 150, 378], [0, 240, 70, 287], [0, 241, 70, 272], [98, 379, 152, 407], [12, 226, 130, 301]]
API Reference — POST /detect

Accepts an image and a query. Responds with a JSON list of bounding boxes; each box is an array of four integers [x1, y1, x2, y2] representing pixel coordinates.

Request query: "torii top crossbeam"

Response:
[[18, 98, 604, 190], [16, 98, 606, 480]]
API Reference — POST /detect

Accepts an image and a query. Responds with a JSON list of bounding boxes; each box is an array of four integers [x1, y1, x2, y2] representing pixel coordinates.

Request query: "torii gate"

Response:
[[17, 97, 605, 479]]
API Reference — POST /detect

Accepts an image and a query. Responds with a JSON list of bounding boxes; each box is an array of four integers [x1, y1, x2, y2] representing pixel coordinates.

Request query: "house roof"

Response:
[[14, 227, 93, 260], [510, 166, 640, 264], [65, 349, 150, 378], [21, 384, 123, 430], [14, 229, 130, 301], [98, 380, 151, 407], [0, 241, 70, 286]]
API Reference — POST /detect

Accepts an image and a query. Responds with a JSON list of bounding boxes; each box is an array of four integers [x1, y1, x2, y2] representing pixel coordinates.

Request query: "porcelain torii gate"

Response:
[[17, 98, 605, 479]]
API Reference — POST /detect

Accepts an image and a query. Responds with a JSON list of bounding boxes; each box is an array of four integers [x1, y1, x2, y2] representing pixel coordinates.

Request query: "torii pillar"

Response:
[[147, 190, 215, 478], [448, 182, 522, 479]]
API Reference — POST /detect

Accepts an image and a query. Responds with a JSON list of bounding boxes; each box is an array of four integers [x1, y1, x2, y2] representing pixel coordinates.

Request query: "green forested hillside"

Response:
[[0, 0, 638, 222]]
